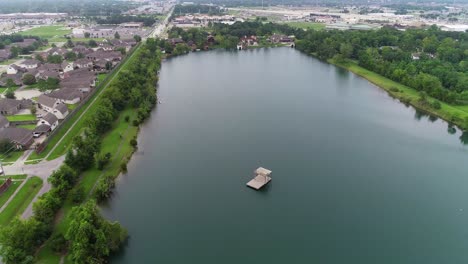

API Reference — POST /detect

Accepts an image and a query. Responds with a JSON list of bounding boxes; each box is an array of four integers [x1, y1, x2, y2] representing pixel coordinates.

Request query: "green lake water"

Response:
[[102, 48, 468, 264]]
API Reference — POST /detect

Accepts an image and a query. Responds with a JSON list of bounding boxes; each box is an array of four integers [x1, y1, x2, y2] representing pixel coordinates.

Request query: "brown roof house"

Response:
[[0, 127, 34, 149], [0, 99, 32, 115], [36, 95, 69, 120], [37, 112, 58, 131], [48, 88, 84, 104]]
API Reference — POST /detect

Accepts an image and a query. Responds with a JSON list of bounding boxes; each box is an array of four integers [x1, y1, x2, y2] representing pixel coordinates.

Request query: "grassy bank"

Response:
[[331, 59, 468, 130], [36, 109, 140, 263], [35, 46, 146, 263], [0, 176, 43, 226]]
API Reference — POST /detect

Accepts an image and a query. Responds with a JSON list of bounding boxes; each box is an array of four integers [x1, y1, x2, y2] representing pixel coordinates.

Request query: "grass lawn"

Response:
[[28, 43, 141, 162], [283, 21, 325, 30], [0, 176, 43, 226], [17, 124, 37, 130], [333, 59, 468, 129], [66, 104, 78, 110], [36, 108, 139, 263], [0, 151, 24, 163], [0, 182, 21, 208], [0, 175, 27, 180], [6, 114, 37, 122], [19, 25, 71, 41]]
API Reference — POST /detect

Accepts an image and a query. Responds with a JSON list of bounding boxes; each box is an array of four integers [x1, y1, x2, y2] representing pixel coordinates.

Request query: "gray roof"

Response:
[[42, 112, 58, 125], [56, 103, 69, 114], [0, 115, 9, 128], [0, 127, 33, 146], [37, 95, 57, 109], [48, 88, 82, 101], [21, 59, 40, 66], [0, 98, 21, 112], [34, 124, 51, 133]]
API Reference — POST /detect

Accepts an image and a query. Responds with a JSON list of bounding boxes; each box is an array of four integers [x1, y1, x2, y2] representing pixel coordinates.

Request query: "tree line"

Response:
[[295, 25, 468, 104], [0, 39, 161, 264]]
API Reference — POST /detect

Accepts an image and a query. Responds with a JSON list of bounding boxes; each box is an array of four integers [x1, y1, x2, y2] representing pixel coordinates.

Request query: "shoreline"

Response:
[[327, 59, 468, 131]]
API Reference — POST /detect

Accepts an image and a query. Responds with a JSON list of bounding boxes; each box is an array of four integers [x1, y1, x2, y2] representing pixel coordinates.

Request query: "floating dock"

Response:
[[246, 167, 272, 190]]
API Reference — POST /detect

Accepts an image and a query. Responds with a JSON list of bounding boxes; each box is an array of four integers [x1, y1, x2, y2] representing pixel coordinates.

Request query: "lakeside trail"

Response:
[[43, 47, 141, 161]]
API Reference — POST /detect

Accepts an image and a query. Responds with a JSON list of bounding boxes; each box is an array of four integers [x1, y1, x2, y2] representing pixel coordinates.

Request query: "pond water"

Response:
[[102, 48, 468, 264]]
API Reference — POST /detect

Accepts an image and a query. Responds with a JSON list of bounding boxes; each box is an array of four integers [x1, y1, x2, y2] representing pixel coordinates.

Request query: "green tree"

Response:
[[0, 139, 14, 153], [22, 73, 36, 85], [5, 90, 15, 99], [84, 32, 90, 38], [47, 54, 63, 63], [65, 200, 127, 264], [114, 31, 120, 39], [0, 218, 49, 264], [133, 35, 141, 42]]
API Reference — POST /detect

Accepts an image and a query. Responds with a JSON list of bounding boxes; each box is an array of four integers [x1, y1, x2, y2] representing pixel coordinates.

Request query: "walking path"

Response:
[[0, 156, 64, 217]]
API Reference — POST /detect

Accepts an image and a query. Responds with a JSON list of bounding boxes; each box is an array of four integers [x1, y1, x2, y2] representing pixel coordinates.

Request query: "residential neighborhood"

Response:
[[0, 37, 137, 151]]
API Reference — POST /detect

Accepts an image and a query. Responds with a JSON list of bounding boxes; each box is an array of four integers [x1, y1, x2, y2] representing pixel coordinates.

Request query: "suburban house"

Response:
[[36, 63, 62, 80], [37, 113, 58, 131], [33, 124, 51, 138], [10, 38, 37, 48], [168, 38, 184, 46], [6, 65, 27, 75], [72, 45, 93, 55], [0, 49, 11, 62], [48, 47, 68, 57], [53, 103, 69, 120], [37, 94, 61, 112], [0, 99, 32, 115], [61, 61, 74, 73], [86, 51, 122, 62], [74, 58, 93, 69], [36, 94, 69, 119], [0, 115, 10, 129], [0, 74, 22, 86], [18, 59, 41, 69], [61, 68, 96, 92], [48, 88, 83, 104], [269, 34, 295, 44], [0, 127, 34, 149]]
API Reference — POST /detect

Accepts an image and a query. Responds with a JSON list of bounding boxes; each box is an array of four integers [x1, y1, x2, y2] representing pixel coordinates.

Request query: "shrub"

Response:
[[130, 138, 137, 148], [50, 233, 67, 253], [120, 162, 127, 173], [70, 186, 85, 204], [96, 152, 112, 170], [124, 115, 130, 122], [389, 87, 400, 92], [94, 175, 115, 201], [431, 100, 441, 109], [132, 119, 139, 126]]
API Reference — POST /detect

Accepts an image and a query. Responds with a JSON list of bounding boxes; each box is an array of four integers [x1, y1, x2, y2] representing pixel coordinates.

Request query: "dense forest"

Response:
[[96, 15, 157, 27], [295, 25, 468, 104]]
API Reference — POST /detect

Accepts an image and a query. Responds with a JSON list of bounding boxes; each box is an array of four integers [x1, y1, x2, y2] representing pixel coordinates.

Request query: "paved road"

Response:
[[0, 156, 64, 218]]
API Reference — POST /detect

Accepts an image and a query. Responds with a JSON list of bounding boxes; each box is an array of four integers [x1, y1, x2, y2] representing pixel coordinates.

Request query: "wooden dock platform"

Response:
[[246, 167, 272, 190]]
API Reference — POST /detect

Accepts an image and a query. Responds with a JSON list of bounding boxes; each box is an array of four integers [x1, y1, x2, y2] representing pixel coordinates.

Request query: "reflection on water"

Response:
[[447, 124, 457, 135], [414, 109, 438, 123], [459, 131, 468, 145]]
